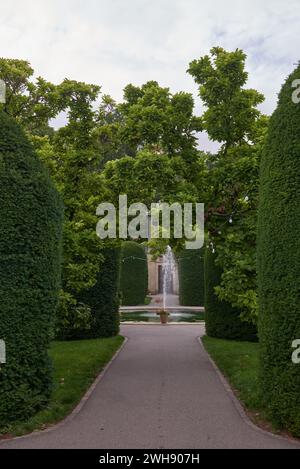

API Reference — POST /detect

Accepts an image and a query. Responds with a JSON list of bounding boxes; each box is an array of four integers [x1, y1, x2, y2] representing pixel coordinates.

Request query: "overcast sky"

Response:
[[1, 0, 299, 151]]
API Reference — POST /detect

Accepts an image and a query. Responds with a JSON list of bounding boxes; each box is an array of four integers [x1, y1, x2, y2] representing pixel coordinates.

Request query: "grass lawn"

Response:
[[144, 296, 152, 305], [202, 336, 267, 423], [0, 335, 124, 437]]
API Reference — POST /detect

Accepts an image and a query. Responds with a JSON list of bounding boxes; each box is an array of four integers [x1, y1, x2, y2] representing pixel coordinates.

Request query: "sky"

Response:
[[1, 0, 299, 151]]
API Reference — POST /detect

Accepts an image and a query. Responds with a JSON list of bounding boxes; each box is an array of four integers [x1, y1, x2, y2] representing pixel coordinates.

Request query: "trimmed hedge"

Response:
[[120, 242, 148, 306], [178, 248, 205, 306], [204, 247, 257, 341], [79, 246, 120, 338], [257, 65, 300, 435], [0, 112, 63, 425]]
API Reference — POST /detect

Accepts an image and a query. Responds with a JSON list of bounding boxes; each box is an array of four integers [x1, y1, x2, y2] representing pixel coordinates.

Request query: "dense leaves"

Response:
[[204, 246, 257, 341], [188, 48, 268, 323], [120, 242, 148, 306], [257, 64, 300, 435], [178, 248, 205, 306], [0, 112, 63, 424]]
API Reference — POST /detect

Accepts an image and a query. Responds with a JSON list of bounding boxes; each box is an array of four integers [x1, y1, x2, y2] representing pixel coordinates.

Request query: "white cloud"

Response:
[[1, 0, 299, 151]]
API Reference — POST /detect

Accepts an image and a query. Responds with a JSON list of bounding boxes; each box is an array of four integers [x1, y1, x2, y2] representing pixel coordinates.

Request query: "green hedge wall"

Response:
[[178, 248, 205, 306], [204, 247, 257, 341], [79, 246, 121, 338], [257, 65, 300, 435], [120, 242, 148, 306], [0, 112, 63, 425]]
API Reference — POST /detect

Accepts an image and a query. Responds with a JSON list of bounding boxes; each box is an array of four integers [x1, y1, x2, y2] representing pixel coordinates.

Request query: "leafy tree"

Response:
[[118, 81, 202, 158], [0, 58, 61, 135], [188, 48, 267, 322], [257, 64, 300, 435], [188, 47, 264, 150], [40, 80, 106, 308], [103, 148, 206, 257]]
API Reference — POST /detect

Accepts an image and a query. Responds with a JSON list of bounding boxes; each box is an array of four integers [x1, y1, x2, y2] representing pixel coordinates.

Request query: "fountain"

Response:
[[162, 246, 177, 310], [157, 246, 177, 323]]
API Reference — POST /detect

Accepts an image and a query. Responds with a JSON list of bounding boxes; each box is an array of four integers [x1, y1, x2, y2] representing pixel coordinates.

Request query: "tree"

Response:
[[120, 242, 148, 305], [0, 58, 61, 135], [188, 47, 264, 150], [40, 80, 105, 301], [188, 47, 267, 323], [118, 81, 202, 159], [257, 64, 300, 435], [0, 112, 63, 425]]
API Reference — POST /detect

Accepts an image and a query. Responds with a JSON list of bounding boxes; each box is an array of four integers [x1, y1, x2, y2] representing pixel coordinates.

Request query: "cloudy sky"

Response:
[[1, 0, 299, 150]]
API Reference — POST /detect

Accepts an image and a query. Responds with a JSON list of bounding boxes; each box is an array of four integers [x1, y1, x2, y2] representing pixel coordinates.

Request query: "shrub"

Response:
[[0, 112, 63, 425], [55, 291, 93, 341], [257, 65, 300, 435], [178, 248, 205, 306], [79, 246, 121, 338], [204, 247, 257, 341], [120, 242, 148, 306]]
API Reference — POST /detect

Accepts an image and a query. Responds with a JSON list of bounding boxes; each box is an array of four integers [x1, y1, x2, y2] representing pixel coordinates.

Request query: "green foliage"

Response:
[[178, 248, 205, 306], [120, 242, 148, 306], [0, 112, 63, 424], [119, 81, 202, 157], [79, 247, 121, 338], [189, 47, 268, 323], [188, 47, 264, 150], [103, 148, 206, 257], [55, 291, 93, 341], [38, 79, 107, 323], [204, 247, 257, 341], [257, 64, 300, 436], [0, 58, 61, 135]]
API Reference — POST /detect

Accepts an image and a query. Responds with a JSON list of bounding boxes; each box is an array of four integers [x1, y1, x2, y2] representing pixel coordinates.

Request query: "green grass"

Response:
[[144, 296, 152, 305], [202, 336, 264, 415], [0, 335, 124, 437]]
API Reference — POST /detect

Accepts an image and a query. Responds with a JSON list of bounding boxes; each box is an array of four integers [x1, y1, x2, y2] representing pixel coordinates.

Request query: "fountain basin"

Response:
[[120, 309, 205, 323]]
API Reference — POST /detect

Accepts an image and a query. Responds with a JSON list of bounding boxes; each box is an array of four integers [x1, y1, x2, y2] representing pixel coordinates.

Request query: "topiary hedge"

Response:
[[0, 112, 63, 426], [257, 65, 300, 435], [79, 246, 121, 338], [178, 248, 205, 306], [204, 247, 257, 341], [120, 241, 148, 306]]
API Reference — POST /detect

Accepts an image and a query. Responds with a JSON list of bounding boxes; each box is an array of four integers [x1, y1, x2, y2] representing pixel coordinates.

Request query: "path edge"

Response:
[[0, 336, 129, 445], [198, 336, 300, 448]]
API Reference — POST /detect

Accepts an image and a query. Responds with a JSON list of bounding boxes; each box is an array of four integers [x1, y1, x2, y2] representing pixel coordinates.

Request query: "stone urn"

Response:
[[157, 310, 169, 324]]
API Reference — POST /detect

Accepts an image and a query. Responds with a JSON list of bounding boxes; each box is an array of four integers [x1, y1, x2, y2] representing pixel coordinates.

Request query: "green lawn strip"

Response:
[[0, 335, 124, 437], [202, 336, 266, 420], [144, 296, 152, 305]]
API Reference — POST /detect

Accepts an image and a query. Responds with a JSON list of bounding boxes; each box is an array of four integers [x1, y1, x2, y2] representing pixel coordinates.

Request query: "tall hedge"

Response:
[[80, 246, 121, 338], [120, 242, 148, 306], [178, 248, 205, 306], [204, 247, 257, 341], [257, 65, 300, 435], [0, 112, 63, 425]]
